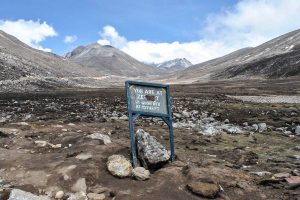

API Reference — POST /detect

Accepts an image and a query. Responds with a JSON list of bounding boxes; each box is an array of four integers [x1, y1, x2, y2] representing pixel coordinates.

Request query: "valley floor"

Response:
[[0, 79, 299, 200]]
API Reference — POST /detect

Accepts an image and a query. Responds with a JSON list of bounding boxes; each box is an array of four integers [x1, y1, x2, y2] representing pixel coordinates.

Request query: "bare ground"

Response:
[[0, 78, 299, 200]]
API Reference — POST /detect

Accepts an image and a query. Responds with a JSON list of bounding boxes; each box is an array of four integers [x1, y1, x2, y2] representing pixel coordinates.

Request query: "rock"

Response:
[[252, 124, 258, 132], [0, 128, 18, 137], [285, 176, 300, 185], [295, 126, 300, 135], [87, 133, 111, 144], [12, 122, 29, 126], [71, 178, 87, 193], [75, 153, 92, 160], [118, 189, 131, 195], [202, 117, 215, 123], [0, 117, 6, 123], [200, 124, 220, 136], [242, 122, 248, 127], [132, 167, 150, 181], [187, 182, 220, 199], [273, 172, 291, 179], [136, 129, 170, 169], [222, 125, 243, 134], [119, 115, 128, 120], [9, 189, 50, 200], [182, 111, 191, 118], [290, 155, 300, 160], [55, 191, 64, 199], [284, 130, 293, 135], [258, 123, 267, 133], [224, 119, 230, 124], [67, 192, 87, 200], [249, 171, 272, 177], [173, 113, 182, 118], [294, 146, 300, 151], [107, 155, 132, 178], [49, 143, 62, 149], [89, 185, 109, 194], [87, 193, 105, 200], [34, 140, 48, 147]]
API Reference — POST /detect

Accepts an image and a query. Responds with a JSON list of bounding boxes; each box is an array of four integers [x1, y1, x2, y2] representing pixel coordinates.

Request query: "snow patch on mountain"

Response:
[[155, 58, 192, 72]]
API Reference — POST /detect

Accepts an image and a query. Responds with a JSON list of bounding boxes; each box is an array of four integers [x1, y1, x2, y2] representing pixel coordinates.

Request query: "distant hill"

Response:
[[0, 30, 106, 92], [175, 29, 300, 82], [155, 58, 192, 72], [65, 43, 160, 77]]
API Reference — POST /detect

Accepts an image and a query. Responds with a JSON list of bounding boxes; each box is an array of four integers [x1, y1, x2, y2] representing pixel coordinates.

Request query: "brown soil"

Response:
[[0, 79, 299, 199]]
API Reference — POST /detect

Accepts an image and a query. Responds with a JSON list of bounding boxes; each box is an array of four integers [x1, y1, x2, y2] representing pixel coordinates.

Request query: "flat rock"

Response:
[[107, 155, 132, 178], [285, 176, 300, 184], [67, 192, 87, 200], [89, 185, 109, 194], [250, 171, 272, 177], [9, 189, 50, 200], [273, 172, 291, 179], [132, 167, 150, 181], [75, 153, 92, 160], [87, 133, 111, 144], [136, 129, 170, 169], [34, 140, 48, 147], [87, 193, 105, 200], [71, 178, 87, 193], [187, 182, 220, 199]]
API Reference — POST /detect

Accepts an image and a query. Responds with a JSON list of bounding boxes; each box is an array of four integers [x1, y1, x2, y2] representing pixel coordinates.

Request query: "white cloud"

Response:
[[97, 0, 300, 64], [97, 25, 127, 48], [64, 35, 77, 43], [203, 0, 300, 48], [0, 19, 57, 52]]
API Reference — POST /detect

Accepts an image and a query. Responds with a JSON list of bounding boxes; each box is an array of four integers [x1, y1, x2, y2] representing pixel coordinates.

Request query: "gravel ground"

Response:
[[227, 95, 300, 104]]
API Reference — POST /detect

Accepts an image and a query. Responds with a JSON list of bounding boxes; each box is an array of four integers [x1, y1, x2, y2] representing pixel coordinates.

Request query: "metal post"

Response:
[[168, 119, 175, 161], [128, 112, 138, 168]]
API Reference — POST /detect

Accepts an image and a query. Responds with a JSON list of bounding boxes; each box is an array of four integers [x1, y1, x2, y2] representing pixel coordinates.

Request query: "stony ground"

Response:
[[0, 79, 300, 200]]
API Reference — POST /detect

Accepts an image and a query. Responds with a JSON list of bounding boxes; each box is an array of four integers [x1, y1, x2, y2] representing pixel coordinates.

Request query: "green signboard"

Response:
[[125, 81, 175, 168]]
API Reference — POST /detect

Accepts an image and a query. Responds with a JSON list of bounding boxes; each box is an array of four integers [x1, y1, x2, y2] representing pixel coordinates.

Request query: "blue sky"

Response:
[[1, 0, 300, 64]]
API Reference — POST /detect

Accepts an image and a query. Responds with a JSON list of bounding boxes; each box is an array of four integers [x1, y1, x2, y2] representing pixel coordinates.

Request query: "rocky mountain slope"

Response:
[[175, 29, 300, 82], [65, 43, 160, 77], [0, 30, 113, 92], [155, 58, 192, 72]]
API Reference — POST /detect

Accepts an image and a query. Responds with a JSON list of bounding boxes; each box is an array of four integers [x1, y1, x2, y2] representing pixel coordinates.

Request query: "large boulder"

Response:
[[107, 155, 132, 178], [136, 129, 170, 169]]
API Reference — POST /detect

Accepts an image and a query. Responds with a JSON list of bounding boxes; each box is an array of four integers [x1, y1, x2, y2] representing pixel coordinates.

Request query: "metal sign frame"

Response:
[[125, 80, 175, 167]]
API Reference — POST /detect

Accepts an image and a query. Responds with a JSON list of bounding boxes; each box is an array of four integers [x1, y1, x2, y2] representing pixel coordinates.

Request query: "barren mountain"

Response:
[[0, 30, 111, 92], [65, 43, 160, 77], [175, 29, 300, 82], [155, 58, 192, 72]]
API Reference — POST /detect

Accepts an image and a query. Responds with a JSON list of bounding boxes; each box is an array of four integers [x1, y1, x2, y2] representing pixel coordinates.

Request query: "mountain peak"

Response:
[[64, 43, 159, 76], [156, 58, 192, 72]]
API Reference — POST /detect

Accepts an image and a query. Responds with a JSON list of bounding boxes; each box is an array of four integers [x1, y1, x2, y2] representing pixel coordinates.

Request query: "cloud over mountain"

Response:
[[97, 0, 300, 64], [0, 19, 57, 52]]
